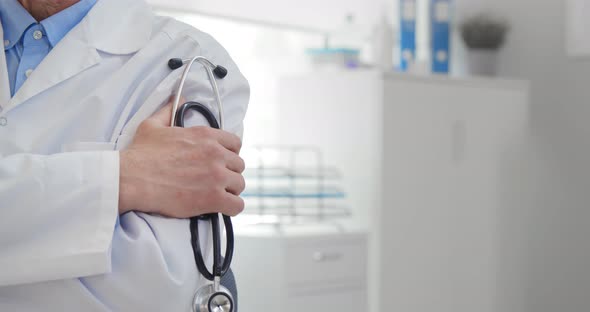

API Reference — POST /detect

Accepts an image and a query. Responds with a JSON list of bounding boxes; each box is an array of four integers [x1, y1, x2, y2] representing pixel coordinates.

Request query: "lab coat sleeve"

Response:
[[0, 151, 119, 286]]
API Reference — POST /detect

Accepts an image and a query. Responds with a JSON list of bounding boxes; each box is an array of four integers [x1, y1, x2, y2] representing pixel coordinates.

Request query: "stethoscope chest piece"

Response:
[[193, 284, 234, 312]]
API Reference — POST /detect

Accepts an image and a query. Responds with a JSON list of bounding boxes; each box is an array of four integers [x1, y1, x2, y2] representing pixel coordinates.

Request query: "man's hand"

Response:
[[118, 99, 246, 218]]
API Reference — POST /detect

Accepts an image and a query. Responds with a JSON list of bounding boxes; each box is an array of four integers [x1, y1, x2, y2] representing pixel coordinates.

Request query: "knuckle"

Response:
[[235, 137, 243, 150], [208, 188, 226, 205], [232, 197, 245, 216], [210, 165, 226, 184], [237, 175, 246, 194], [224, 133, 241, 150], [178, 128, 198, 143], [196, 140, 214, 157], [202, 190, 216, 207], [237, 157, 246, 173], [205, 142, 224, 158], [192, 126, 214, 137]]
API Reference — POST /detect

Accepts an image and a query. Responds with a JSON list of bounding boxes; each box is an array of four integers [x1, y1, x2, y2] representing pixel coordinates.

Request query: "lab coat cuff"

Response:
[[74, 150, 120, 278], [95, 151, 120, 272], [0, 151, 119, 286], [55, 151, 120, 278]]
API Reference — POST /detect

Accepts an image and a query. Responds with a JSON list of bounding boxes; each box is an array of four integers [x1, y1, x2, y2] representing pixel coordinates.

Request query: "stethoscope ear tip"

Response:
[[169, 58, 227, 79], [168, 58, 185, 70], [214, 66, 228, 79]]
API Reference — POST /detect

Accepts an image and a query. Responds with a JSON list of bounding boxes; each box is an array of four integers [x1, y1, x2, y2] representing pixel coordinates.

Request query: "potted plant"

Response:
[[460, 14, 509, 76]]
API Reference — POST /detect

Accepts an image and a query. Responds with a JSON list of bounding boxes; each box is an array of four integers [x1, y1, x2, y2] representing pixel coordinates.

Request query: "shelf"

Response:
[[243, 167, 342, 180], [281, 69, 531, 92], [242, 192, 346, 199]]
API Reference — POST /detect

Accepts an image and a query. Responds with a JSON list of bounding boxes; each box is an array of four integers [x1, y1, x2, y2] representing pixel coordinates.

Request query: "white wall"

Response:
[[156, 11, 324, 152], [461, 1, 590, 311], [149, 0, 382, 32]]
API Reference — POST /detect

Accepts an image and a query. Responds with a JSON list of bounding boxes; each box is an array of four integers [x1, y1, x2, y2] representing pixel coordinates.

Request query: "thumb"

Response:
[[149, 96, 185, 127]]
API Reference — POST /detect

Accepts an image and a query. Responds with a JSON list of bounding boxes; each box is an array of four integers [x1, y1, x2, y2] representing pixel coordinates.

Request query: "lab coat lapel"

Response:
[[7, 38, 101, 111], [0, 21, 10, 107], [4, 0, 153, 112]]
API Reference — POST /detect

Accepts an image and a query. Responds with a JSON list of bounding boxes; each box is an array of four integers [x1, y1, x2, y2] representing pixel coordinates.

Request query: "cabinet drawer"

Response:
[[284, 234, 367, 287], [286, 290, 367, 312]]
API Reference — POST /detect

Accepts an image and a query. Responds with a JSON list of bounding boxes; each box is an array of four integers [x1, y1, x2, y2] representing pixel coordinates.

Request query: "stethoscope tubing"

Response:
[[170, 57, 234, 286]]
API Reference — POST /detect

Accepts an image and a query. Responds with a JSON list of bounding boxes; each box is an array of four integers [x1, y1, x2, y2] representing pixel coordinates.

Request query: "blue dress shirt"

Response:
[[0, 0, 96, 96]]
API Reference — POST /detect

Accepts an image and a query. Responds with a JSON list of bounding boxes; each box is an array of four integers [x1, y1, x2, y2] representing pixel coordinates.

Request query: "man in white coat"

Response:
[[0, 0, 249, 311]]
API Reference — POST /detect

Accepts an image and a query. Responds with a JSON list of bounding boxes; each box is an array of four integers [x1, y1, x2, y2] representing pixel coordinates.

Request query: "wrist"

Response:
[[118, 150, 136, 215]]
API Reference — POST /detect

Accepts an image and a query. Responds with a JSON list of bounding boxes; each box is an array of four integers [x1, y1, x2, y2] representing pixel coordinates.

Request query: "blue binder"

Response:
[[431, 0, 451, 73], [400, 0, 416, 71]]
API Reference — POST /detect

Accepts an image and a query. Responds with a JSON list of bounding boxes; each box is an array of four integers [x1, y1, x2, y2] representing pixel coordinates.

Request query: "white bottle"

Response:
[[371, 9, 395, 71]]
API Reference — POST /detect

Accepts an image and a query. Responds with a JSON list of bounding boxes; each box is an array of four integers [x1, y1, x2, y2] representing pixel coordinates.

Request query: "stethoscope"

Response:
[[168, 57, 235, 312]]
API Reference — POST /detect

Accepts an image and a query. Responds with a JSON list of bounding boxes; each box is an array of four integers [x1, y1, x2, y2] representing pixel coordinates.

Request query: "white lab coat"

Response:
[[0, 0, 249, 310]]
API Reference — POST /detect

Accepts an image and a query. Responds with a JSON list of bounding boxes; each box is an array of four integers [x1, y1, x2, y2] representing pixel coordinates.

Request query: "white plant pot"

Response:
[[466, 49, 499, 76]]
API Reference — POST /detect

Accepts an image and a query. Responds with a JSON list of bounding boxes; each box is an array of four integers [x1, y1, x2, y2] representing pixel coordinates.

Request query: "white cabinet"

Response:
[[146, 0, 380, 32], [232, 224, 368, 312], [380, 75, 529, 312], [276, 70, 530, 312]]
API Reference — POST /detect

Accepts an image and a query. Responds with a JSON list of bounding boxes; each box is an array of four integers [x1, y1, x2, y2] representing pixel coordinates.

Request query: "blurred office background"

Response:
[[149, 0, 590, 311]]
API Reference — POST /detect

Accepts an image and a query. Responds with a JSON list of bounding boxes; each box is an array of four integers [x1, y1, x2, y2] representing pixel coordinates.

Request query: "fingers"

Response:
[[188, 127, 242, 153], [213, 130, 242, 154], [219, 193, 245, 217], [225, 170, 246, 196], [224, 150, 246, 173], [149, 96, 185, 127]]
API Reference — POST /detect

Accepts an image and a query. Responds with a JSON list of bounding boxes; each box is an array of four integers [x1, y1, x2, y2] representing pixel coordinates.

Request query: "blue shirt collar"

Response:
[[41, 0, 97, 48], [0, 0, 97, 50], [0, 0, 36, 50]]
